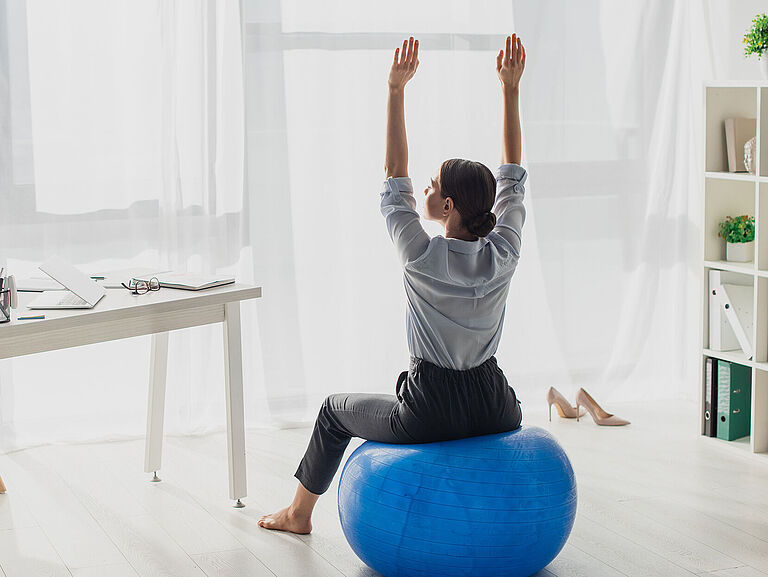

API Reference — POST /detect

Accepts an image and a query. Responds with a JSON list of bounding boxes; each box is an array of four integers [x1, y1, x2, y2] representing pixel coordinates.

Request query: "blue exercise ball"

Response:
[[338, 426, 576, 577]]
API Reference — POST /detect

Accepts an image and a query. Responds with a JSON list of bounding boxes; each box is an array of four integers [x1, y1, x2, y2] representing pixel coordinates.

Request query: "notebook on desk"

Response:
[[27, 258, 106, 309], [135, 273, 235, 291]]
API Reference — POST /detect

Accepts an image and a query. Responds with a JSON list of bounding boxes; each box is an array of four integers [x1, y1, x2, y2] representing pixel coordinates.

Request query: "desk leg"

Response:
[[145, 331, 169, 481], [224, 302, 247, 508]]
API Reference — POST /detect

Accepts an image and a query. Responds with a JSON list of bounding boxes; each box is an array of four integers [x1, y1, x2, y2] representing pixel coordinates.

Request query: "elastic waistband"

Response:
[[408, 355, 499, 378]]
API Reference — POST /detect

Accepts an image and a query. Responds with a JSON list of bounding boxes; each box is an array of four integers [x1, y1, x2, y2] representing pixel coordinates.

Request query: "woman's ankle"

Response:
[[287, 505, 312, 520]]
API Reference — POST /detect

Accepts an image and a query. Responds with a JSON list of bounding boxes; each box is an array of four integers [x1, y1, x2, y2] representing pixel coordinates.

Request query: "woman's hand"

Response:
[[496, 34, 525, 90], [389, 37, 419, 91]]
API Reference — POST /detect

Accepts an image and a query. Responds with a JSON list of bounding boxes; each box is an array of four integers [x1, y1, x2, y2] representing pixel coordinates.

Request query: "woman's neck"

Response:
[[444, 225, 478, 242]]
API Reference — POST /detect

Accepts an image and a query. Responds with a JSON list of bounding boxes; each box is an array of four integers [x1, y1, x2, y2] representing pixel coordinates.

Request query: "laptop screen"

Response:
[[39, 257, 106, 305]]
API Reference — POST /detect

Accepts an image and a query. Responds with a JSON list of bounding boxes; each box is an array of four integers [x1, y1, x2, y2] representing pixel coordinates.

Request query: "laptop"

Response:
[[27, 257, 106, 309]]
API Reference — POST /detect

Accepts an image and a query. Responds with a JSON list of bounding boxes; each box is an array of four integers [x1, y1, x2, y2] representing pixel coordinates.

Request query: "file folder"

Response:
[[708, 270, 751, 351], [716, 361, 752, 441], [704, 357, 717, 437], [717, 283, 754, 360]]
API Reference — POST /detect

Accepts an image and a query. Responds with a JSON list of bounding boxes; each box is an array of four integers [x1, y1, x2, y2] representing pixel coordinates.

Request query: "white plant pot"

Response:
[[726, 241, 754, 263], [762, 51, 768, 80]]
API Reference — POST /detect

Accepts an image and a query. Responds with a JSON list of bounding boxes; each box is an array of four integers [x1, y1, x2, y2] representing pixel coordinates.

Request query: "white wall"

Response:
[[708, 0, 767, 81]]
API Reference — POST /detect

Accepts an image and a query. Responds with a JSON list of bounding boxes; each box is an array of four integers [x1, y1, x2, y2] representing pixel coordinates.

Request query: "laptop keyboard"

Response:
[[57, 292, 89, 306]]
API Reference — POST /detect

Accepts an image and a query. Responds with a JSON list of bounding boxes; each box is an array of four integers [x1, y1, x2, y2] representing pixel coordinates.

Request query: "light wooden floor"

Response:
[[1, 398, 767, 577]]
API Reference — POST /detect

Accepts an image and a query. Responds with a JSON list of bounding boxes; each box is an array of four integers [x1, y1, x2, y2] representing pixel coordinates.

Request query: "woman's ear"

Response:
[[443, 196, 453, 216]]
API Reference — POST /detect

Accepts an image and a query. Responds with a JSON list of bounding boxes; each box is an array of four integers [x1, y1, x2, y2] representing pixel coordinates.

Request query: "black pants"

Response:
[[294, 356, 522, 495]]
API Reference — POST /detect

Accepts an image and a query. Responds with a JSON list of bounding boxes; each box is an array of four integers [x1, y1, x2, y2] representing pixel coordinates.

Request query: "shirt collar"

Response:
[[444, 236, 489, 254]]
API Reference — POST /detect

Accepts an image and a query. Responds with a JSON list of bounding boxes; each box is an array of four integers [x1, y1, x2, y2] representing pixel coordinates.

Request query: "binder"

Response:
[[708, 270, 751, 351], [716, 361, 752, 441], [717, 283, 754, 360], [704, 357, 718, 437]]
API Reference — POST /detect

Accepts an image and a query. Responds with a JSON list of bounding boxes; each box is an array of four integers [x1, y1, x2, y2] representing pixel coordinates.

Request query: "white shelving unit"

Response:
[[702, 83, 768, 455]]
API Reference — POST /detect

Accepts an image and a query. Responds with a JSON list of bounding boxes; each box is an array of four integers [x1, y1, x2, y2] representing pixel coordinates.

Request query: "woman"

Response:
[[259, 34, 527, 534]]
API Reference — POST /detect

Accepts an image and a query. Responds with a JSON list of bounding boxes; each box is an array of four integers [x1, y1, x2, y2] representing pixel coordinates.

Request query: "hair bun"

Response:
[[466, 211, 496, 237]]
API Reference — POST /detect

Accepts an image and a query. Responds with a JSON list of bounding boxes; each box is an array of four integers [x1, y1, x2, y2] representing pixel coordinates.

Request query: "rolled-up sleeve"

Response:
[[380, 177, 430, 265], [493, 164, 527, 257]]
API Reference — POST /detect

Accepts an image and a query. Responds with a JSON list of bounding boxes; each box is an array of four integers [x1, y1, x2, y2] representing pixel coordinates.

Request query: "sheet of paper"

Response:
[[91, 267, 172, 289], [17, 278, 65, 292]]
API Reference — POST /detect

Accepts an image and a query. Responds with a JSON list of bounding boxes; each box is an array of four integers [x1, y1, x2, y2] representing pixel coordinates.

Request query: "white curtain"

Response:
[[0, 0, 260, 452], [0, 0, 761, 452], [243, 0, 723, 413]]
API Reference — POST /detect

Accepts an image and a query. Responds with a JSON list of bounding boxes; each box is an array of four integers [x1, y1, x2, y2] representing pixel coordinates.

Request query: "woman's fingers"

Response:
[[511, 34, 518, 61], [500, 34, 524, 67], [392, 37, 418, 72]]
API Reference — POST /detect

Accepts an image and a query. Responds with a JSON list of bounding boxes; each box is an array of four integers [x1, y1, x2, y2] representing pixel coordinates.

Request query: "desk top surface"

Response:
[[1, 283, 262, 334]]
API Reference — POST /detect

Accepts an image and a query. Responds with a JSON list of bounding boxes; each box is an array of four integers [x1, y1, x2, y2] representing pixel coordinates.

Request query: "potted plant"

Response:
[[719, 215, 755, 262], [743, 13, 768, 79]]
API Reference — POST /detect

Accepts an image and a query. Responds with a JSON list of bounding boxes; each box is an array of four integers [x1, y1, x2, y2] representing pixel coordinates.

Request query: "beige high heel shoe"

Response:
[[575, 388, 630, 426], [547, 387, 587, 421]]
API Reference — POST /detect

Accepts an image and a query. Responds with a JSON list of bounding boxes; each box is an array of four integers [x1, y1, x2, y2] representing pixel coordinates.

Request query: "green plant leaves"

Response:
[[744, 13, 768, 58], [719, 214, 755, 243]]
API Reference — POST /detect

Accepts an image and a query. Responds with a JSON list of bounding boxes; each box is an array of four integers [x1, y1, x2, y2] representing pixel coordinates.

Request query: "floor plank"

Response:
[[0, 527, 72, 577], [189, 549, 274, 577], [704, 567, 768, 577], [0, 399, 767, 577], [94, 514, 207, 577], [0, 452, 127, 569], [576, 485, 741, 573], [88, 438, 346, 577], [70, 563, 140, 577]]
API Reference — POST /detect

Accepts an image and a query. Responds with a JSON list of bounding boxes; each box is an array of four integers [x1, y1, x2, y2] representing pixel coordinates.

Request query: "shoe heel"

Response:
[[576, 404, 580, 422], [548, 403, 552, 422]]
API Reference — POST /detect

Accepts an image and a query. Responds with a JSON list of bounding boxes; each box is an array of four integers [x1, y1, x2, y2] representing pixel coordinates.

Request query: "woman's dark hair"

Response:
[[439, 158, 497, 237]]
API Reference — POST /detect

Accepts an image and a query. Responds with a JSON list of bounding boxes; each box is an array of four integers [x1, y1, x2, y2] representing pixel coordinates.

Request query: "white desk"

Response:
[[0, 283, 262, 507]]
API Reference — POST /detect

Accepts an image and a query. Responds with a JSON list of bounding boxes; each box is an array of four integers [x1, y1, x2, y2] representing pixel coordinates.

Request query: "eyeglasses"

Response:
[[122, 277, 160, 295]]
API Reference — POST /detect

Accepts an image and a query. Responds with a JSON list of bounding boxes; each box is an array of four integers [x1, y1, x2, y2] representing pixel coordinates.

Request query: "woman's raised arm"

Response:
[[385, 37, 419, 178], [496, 34, 525, 166]]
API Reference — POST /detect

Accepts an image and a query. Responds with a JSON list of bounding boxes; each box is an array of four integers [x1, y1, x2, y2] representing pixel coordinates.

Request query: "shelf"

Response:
[[705, 171, 758, 182], [705, 87, 756, 173], [706, 435, 754, 457], [706, 81, 768, 88], [705, 434, 768, 459], [704, 260, 757, 275], [703, 348, 753, 367], [756, 360, 768, 372], [761, 88, 768, 178], [702, 85, 768, 459], [704, 180, 755, 262]]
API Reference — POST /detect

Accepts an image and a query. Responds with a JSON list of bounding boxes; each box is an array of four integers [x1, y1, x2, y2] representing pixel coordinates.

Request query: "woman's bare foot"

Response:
[[258, 506, 313, 534]]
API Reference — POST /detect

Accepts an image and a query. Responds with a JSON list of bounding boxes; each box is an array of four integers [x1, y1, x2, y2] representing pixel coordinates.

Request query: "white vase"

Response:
[[762, 51, 768, 80], [726, 241, 754, 263]]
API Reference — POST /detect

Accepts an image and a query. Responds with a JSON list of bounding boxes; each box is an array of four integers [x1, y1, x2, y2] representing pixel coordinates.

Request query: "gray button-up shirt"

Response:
[[380, 163, 527, 370]]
